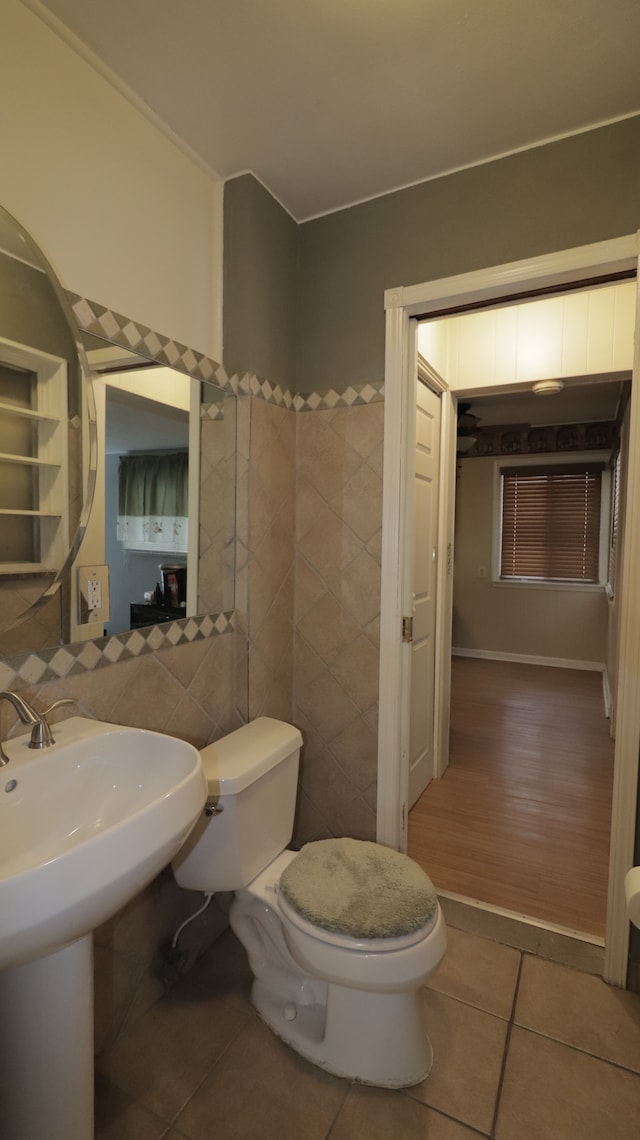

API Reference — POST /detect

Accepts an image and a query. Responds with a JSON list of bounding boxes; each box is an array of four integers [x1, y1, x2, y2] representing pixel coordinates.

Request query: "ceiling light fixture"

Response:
[[531, 379, 564, 396], [456, 436, 477, 454]]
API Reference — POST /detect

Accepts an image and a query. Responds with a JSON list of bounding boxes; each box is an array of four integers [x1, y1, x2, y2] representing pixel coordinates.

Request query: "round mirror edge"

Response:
[[0, 204, 98, 635]]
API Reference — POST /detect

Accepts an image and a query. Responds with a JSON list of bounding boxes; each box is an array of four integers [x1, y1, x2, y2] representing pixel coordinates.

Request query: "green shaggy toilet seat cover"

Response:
[[279, 838, 437, 940]]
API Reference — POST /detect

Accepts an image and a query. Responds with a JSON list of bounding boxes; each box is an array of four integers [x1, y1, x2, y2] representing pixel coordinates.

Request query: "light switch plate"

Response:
[[77, 564, 110, 625]]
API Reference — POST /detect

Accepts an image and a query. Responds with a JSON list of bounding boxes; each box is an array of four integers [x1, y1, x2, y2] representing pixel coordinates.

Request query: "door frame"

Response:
[[416, 355, 457, 784], [406, 368, 443, 807], [376, 234, 640, 986]]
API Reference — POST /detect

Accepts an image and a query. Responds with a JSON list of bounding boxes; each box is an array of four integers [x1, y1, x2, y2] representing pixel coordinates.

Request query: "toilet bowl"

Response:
[[171, 718, 446, 1087]]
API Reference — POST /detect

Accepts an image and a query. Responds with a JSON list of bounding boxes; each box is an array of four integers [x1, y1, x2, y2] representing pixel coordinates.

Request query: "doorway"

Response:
[[376, 235, 640, 985], [409, 655, 614, 935], [407, 370, 623, 938]]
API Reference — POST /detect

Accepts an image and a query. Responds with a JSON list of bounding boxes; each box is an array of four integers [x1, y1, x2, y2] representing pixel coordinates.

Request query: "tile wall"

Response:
[[0, 387, 385, 1051], [0, 292, 387, 1052], [293, 402, 384, 844], [234, 389, 385, 849], [241, 394, 296, 725], [197, 397, 237, 615]]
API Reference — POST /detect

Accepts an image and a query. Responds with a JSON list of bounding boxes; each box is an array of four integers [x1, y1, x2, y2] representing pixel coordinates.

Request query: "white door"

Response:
[[407, 377, 441, 807]]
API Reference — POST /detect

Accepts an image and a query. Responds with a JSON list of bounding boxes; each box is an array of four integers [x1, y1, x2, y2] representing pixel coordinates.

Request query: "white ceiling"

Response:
[[27, 0, 640, 220], [105, 387, 189, 454]]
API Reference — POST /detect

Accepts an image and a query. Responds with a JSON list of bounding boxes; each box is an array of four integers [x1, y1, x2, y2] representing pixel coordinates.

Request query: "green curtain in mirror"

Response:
[[117, 451, 188, 553]]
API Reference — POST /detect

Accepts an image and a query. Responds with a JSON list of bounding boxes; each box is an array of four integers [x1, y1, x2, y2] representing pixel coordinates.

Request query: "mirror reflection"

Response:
[[0, 199, 236, 660], [105, 375, 190, 634], [80, 341, 236, 641], [0, 204, 95, 649]]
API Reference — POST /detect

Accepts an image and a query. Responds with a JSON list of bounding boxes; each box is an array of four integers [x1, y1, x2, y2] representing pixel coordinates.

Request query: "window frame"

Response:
[[606, 449, 621, 600], [491, 451, 611, 590]]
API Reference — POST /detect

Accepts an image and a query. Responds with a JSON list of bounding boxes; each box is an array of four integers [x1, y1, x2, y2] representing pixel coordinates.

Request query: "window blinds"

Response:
[[607, 451, 621, 594], [500, 464, 603, 582]]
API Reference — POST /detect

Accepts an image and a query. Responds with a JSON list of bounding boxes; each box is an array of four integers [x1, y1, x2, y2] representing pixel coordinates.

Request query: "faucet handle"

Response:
[[40, 698, 74, 718]]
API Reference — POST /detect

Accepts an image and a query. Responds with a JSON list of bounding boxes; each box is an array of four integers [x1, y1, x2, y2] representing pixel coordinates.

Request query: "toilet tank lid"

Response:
[[200, 718, 302, 795]]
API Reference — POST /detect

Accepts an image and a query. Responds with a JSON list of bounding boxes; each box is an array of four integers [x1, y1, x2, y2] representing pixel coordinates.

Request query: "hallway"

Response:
[[408, 657, 615, 937]]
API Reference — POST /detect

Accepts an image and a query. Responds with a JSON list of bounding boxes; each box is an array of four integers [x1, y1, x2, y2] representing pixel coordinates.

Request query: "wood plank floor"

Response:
[[408, 657, 615, 937]]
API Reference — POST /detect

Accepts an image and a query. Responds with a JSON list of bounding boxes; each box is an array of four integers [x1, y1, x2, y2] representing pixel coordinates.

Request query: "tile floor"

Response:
[[95, 921, 640, 1139]]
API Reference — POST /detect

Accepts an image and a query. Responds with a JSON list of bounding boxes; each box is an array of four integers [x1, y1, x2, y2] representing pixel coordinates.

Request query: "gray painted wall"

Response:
[[296, 115, 640, 394], [223, 118, 640, 396], [222, 116, 640, 980], [223, 174, 298, 389]]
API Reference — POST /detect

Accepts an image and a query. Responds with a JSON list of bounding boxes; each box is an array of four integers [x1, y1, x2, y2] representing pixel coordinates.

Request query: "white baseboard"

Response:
[[452, 646, 605, 673]]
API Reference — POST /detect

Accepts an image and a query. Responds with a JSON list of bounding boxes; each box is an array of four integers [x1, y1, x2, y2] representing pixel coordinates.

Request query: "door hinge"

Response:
[[402, 616, 413, 643]]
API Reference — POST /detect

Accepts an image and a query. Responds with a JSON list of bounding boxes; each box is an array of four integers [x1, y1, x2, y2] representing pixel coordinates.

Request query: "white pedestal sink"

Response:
[[0, 716, 207, 1140]]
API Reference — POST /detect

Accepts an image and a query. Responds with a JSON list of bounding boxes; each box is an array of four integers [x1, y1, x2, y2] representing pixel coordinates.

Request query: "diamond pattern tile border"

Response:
[[69, 293, 383, 410], [1, 613, 235, 690], [13, 294, 384, 695]]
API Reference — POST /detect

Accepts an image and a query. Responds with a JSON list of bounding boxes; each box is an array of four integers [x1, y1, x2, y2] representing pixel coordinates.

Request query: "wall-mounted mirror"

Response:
[[0, 208, 236, 661], [103, 367, 191, 636], [83, 340, 236, 642], [0, 204, 96, 649]]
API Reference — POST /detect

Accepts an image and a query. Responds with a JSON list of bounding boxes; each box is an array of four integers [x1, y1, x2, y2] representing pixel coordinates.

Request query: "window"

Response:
[[500, 463, 604, 583], [117, 451, 188, 553]]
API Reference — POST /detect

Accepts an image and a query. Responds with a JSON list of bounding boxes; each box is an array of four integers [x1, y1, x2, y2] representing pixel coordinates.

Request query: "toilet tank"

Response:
[[172, 718, 302, 892]]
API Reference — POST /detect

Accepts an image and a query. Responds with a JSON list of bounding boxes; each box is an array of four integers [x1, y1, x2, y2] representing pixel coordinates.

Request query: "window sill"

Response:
[[122, 544, 188, 556], [492, 579, 605, 593]]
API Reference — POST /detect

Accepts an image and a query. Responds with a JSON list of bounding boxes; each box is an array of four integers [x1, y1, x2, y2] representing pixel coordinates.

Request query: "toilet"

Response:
[[171, 717, 447, 1088]]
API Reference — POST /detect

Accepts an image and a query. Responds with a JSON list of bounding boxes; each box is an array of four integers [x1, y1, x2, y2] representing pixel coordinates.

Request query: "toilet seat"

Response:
[[277, 888, 436, 952], [237, 845, 446, 992], [277, 891, 446, 993], [278, 838, 438, 943]]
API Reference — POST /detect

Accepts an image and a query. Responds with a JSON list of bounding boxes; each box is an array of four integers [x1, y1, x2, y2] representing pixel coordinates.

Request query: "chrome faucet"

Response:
[[0, 692, 73, 765], [0, 691, 39, 765]]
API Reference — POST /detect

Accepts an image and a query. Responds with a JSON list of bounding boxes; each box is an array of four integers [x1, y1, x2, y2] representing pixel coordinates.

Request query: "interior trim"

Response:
[[378, 232, 640, 988]]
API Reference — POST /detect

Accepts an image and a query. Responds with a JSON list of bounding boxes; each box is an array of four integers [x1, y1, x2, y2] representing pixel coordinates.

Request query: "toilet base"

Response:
[[229, 864, 444, 1089], [252, 977, 432, 1089]]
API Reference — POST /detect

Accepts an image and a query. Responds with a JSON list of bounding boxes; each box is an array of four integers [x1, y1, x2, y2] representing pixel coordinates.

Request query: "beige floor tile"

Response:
[[94, 1075, 167, 1140], [331, 1085, 481, 1139], [406, 990, 507, 1134], [495, 1026, 640, 1140], [97, 982, 249, 1123], [516, 954, 640, 1072], [174, 1016, 347, 1140], [426, 925, 521, 1019], [188, 927, 254, 1014]]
